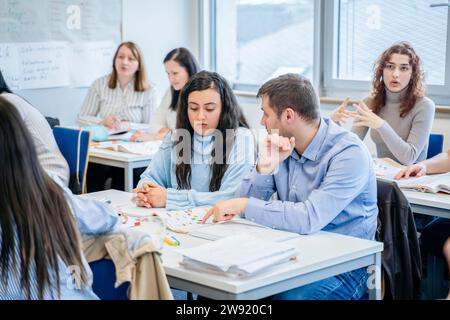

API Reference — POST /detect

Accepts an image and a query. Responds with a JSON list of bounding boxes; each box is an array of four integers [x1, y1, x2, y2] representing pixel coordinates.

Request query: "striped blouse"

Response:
[[1, 93, 70, 186], [78, 75, 158, 126]]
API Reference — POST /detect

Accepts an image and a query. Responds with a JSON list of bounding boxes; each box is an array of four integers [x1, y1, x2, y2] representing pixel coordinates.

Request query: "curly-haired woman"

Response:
[[330, 42, 435, 165]]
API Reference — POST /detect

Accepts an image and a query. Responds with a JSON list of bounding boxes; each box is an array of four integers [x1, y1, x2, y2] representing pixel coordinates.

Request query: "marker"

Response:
[[164, 235, 180, 246]]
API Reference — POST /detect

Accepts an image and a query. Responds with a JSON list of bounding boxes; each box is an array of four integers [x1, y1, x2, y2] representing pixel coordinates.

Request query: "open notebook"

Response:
[[95, 141, 162, 155], [163, 207, 299, 242], [374, 158, 450, 194]]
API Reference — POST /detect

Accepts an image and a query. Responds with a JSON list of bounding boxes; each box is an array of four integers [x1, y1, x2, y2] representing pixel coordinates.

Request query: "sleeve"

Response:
[[165, 129, 256, 210], [244, 144, 371, 235], [137, 135, 173, 188], [78, 78, 103, 126], [375, 98, 435, 165], [63, 188, 119, 236], [236, 167, 276, 200], [140, 85, 159, 125], [148, 89, 171, 132]]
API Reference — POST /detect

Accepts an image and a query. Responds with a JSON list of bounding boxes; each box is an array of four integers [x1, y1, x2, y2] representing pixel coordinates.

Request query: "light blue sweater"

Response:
[[138, 127, 256, 210]]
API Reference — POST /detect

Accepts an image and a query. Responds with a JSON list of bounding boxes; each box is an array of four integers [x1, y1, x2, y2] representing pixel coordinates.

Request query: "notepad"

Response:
[[178, 234, 299, 277]]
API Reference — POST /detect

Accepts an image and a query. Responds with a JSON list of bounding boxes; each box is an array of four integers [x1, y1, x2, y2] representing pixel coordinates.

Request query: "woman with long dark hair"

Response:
[[130, 47, 200, 142], [133, 71, 255, 210], [330, 42, 435, 165], [0, 96, 118, 299]]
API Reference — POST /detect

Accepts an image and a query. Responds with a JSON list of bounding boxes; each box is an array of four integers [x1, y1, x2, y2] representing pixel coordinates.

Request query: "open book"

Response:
[[164, 207, 299, 242], [374, 158, 450, 194], [178, 234, 299, 277], [96, 141, 162, 155]]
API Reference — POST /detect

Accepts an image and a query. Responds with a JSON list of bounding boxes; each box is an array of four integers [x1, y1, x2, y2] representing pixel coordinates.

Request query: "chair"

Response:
[[89, 259, 129, 300], [45, 116, 60, 129], [427, 133, 444, 159], [52, 127, 90, 194]]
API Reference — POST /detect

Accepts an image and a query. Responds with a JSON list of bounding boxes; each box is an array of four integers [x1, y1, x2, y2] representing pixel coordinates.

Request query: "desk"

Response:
[[403, 190, 450, 219], [83, 189, 384, 300], [89, 147, 153, 192]]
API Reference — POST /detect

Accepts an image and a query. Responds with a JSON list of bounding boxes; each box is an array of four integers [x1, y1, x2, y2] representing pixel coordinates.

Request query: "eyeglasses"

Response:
[[384, 63, 411, 73]]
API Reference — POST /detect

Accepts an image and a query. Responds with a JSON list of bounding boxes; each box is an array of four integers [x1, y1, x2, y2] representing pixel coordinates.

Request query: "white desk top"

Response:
[[83, 190, 383, 295], [403, 190, 450, 211]]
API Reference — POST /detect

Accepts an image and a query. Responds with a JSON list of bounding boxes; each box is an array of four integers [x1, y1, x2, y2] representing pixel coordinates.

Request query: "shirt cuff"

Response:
[[244, 197, 268, 223]]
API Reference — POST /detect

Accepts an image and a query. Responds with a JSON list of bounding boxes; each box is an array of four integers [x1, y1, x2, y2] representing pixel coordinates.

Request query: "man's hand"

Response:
[[257, 133, 295, 174], [132, 181, 167, 208], [201, 198, 249, 224], [394, 163, 427, 180]]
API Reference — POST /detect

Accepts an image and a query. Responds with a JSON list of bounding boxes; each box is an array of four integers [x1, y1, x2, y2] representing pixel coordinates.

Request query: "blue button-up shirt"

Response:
[[238, 117, 378, 240]]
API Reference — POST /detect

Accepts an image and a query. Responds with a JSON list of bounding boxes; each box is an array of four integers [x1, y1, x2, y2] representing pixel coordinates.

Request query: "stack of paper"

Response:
[[189, 219, 300, 242], [178, 234, 299, 277]]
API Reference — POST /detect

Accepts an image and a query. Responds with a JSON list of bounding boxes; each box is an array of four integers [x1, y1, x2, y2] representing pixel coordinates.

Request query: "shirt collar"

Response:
[[292, 117, 327, 163]]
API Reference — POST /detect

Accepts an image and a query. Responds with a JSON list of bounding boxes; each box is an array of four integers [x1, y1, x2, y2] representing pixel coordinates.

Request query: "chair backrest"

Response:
[[52, 127, 90, 194], [89, 259, 129, 300], [427, 133, 444, 159]]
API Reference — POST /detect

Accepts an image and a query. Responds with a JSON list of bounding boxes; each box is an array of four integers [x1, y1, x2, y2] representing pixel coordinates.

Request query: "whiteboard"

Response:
[[0, 0, 122, 90]]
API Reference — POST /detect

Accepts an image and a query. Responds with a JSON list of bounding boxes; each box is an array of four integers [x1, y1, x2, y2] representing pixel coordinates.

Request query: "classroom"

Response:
[[0, 0, 449, 306]]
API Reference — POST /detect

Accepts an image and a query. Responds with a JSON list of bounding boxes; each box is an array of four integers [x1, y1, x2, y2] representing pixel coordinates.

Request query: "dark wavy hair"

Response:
[[175, 71, 249, 192], [0, 97, 88, 299], [164, 47, 200, 111], [370, 42, 425, 117]]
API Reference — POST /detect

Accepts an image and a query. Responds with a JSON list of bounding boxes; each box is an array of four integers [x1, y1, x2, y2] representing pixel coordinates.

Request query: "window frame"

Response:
[[322, 0, 450, 105], [204, 0, 450, 106]]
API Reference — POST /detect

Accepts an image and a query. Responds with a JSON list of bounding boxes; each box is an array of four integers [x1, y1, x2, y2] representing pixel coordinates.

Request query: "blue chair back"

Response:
[[89, 259, 129, 300], [427, 133, 444, 159], [52, 127, 90, 194]]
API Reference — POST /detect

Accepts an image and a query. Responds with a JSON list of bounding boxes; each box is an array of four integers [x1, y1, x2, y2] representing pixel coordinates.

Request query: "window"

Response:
[[214, 0, 315, 89], [324, 0, 450, 101], [334, 0, 448, 85]]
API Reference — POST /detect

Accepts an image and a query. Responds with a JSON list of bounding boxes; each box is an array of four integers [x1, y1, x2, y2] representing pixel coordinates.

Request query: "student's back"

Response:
[[0, 96, 118, 300]]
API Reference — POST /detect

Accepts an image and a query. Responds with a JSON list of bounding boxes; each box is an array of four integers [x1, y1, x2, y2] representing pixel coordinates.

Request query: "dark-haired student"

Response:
[[203, 73, 377, 300], [131, 47, 200, 142], [0, 70, 69, 186], [133, 71, 255, 210], [330, 42, 435, 165], [0, 96, 119, 299]]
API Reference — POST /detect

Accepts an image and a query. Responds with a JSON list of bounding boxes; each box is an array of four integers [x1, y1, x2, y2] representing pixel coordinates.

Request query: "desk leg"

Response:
[[124, 164, 134, 192], [368, 252, 382, 300]]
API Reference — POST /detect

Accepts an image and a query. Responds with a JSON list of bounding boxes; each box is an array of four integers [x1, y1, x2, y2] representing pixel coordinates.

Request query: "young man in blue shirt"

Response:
[[202, 73, 378, 300]]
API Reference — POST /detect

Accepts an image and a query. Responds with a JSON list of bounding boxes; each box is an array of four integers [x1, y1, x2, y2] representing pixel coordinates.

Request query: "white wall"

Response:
[[16, 0, 200, 126]]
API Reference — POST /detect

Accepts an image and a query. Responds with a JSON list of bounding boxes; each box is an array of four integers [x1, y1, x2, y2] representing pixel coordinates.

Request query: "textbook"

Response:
[[374, 158, 450, 194], [178, 234, 299, 277]]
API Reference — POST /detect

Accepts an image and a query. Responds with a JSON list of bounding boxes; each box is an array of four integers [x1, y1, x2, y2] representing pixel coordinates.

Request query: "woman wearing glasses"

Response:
[[330, 42, 435, 165]]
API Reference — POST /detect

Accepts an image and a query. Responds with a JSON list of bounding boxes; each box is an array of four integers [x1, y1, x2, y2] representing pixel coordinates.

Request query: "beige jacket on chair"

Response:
[[83, 233, 173, 300]]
